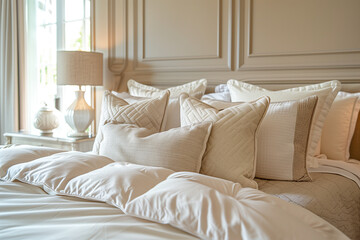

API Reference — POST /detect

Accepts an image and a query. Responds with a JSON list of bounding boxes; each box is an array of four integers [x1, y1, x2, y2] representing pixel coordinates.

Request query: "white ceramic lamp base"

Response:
[[65, 90, 94, 137]]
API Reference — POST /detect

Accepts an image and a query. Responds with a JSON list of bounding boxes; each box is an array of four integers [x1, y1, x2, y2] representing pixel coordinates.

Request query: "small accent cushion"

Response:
[[180, 93, 269, 188]]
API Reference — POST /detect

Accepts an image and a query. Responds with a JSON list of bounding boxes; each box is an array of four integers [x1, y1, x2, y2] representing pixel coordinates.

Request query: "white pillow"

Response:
[[227, 80, 341, 168], [180, 94, 270, 188], [201, 92, 231, 102], [203, 96, 318, 181], [93, 90, 169, 153], [127, 79, 207, 98], [99, 122, 212, 172], [321, 91, 360, 161], [214, 83, 229, 93]]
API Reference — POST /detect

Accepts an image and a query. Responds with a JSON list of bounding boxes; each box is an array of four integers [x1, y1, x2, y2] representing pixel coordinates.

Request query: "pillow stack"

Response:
[[202, 96, 318, 181], [95, 78, 360, 188], [93, 80, 213, 173]]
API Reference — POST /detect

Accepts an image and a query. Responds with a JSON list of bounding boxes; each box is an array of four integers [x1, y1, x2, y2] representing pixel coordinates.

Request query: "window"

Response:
[[24, 0, 91, 133]]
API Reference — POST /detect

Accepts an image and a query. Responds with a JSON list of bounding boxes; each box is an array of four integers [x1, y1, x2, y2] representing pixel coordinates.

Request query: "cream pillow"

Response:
[[203, 96, 318, 181], [227, 80, 341, 168], [180, 94, 269, 188], [99, 122, 212, 172], [93, 90, 169, 153], [113, 91, 203, 131], [127, 79, 207, 131], [321, 92, 360, 161], [127, 79, 207, 98]]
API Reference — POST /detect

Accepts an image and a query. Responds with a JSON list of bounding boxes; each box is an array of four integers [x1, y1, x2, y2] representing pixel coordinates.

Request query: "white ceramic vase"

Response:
[[33, 105, 60, 133]]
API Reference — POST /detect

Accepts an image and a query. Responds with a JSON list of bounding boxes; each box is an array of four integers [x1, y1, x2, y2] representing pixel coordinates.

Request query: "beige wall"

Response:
[[93, 0, 360, 121]]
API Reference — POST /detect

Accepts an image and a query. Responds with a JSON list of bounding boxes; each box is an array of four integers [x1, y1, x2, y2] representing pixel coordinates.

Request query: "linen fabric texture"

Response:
[[227, 80, 341, 168], [180, 93, 270, 188]]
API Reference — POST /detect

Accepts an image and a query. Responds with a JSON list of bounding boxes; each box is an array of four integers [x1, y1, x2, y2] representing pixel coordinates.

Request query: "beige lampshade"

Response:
[[57, 51, 103, 86]]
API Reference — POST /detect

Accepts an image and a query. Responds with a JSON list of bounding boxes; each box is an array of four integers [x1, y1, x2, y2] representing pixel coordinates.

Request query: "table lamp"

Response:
[[57, 51, 103, 137]]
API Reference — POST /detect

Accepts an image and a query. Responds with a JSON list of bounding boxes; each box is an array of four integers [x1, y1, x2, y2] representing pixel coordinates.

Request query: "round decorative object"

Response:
[[33, 105, 60, 133]]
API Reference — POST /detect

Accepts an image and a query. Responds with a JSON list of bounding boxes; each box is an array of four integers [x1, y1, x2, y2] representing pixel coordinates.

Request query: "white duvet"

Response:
[[0, 146, 349, 240]]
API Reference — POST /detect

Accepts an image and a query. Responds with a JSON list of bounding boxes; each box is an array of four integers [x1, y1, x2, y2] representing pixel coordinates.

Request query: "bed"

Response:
[[1, 79, 360, 240]]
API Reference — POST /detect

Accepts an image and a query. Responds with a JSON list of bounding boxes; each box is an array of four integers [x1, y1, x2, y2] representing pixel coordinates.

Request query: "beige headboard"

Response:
[[93, 0, 360, 93], [93, 0, 360, 148]]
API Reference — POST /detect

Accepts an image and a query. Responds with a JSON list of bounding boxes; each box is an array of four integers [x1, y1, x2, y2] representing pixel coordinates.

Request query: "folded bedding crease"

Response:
[[0, 146, 349, 240]]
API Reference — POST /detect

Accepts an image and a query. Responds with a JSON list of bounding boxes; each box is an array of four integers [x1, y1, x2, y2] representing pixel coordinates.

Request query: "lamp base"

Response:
[[65, 90, 94, 137]]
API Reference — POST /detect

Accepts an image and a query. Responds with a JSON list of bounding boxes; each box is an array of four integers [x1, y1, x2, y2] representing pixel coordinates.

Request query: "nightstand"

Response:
[[4, 132, 95, 152]]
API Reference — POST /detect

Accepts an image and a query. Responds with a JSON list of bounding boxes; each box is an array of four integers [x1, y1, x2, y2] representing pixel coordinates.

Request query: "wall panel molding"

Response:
[[132, 0, 234, 72], [236, 0, 360, 71], [108, 0, 127, 73]]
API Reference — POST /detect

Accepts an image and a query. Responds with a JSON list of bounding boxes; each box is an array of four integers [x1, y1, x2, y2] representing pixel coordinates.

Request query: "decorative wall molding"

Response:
[[133, 0, 233, 72], [108, 0, 127, 73], [236, 0, 360, 71], [97, 0, 360, 91], [247, 0, 360, 58], [141, 0, 222, 62]]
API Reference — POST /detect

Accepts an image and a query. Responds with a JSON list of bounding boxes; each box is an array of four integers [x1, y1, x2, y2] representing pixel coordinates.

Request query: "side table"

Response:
[[4, 132, 95, 152]]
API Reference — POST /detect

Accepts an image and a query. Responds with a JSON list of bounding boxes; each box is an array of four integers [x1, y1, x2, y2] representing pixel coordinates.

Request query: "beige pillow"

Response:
[[180, 94, 269, 188], [127, 79, 207, 98], [112, 91, 203, 131], [227, 80, 341, 168], [93, 90, 169, 153], [203, 96, 318, 181], [99, 122, 212, 172], [321, 92, 360, 161]]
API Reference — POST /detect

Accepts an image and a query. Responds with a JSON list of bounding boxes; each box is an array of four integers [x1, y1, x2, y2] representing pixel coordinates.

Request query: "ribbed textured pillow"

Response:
[[203, 97, 318, 181], [180, 94, 269, 188], [227, 80, 341, 168], [93, 90, 169, 153], [99, 122, 212, 172], [321, 92, 360, 161], [127, 79, 207, 98]]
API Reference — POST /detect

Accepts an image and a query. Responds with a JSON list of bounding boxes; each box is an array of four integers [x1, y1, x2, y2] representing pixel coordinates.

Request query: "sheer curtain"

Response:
[[0, 0, 25, 144]]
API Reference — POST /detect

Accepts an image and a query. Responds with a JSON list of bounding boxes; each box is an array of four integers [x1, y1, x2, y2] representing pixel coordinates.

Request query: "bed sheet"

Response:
[[0, 181, 198, 240], [256, 172, 360, 240]]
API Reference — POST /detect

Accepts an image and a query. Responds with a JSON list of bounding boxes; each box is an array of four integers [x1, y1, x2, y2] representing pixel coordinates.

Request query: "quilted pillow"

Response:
[[113, 91, 203, 131], [180, 94, 269, 188], [99, 122, 212, 172], [227, 80, 341, 168], [127, 79, 207, 130], [93, 90, 169, 153], [321, 92, 360, 161]]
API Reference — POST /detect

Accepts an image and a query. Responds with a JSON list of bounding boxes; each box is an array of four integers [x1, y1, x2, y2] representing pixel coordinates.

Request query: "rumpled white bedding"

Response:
[[0, 146, 349, 240]]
